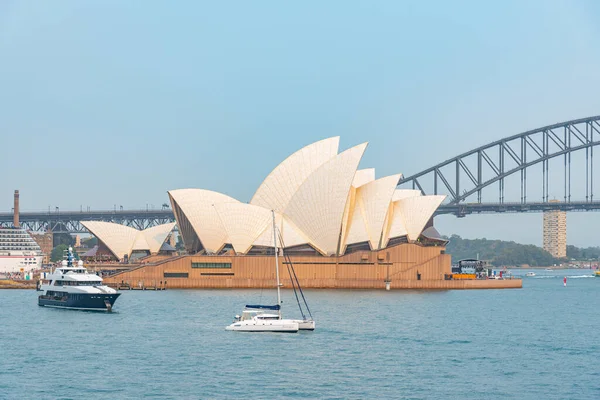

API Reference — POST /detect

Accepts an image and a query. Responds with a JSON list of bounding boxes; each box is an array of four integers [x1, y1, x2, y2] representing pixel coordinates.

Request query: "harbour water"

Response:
[[1, 269, 599, 399]]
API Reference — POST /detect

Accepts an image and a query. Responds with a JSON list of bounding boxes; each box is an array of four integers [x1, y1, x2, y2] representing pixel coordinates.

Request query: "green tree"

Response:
[[444, 235, 563, 267], [81, 236, 98, 247], [50, 244, 80, 262], [176, 234, 185, 251], [566, 245, 600, 260], [53, 233, 75, 247], [50, 244, 69, 263]]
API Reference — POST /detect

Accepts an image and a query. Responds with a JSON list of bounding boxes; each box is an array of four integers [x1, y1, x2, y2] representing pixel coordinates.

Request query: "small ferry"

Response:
[[38, 247, 120, 311]]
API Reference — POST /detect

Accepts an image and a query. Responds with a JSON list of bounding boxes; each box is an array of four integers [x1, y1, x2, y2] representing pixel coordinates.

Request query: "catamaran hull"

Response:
[[226, 321, 299, 332], [294, 320, 315, 331], [38, 293, 120, 311]]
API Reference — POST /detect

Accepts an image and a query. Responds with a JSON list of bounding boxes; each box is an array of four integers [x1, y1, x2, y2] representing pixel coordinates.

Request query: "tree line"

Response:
[[445, 235, 600, 267]]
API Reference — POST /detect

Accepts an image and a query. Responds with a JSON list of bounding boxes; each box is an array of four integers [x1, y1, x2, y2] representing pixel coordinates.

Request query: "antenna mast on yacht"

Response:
[[272, 210, 281, 317]]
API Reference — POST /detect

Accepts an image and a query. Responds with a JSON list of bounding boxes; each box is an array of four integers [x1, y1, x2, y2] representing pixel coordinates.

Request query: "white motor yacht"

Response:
[[38, 247, 120, 311]]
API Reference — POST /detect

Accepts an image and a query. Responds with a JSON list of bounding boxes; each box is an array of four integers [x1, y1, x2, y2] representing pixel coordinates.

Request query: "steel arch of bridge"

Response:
[[397, 116, 600, 216]]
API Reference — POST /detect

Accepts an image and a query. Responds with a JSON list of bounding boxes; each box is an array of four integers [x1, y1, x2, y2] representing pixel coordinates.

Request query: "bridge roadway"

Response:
[[2, 201, 600, 232], [437, 201, 600, 217], [0, 209, 175, 233]]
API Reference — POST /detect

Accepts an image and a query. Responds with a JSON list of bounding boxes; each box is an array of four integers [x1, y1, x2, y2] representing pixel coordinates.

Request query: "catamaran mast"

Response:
[[272, 210, 281, 317]]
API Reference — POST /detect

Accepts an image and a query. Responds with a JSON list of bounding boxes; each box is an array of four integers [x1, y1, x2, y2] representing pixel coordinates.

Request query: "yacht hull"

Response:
[[38, 293, 120, 311]]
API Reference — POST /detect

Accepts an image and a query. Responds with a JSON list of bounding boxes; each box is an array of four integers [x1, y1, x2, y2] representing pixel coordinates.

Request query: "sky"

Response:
[[1, 1, 600, 246]]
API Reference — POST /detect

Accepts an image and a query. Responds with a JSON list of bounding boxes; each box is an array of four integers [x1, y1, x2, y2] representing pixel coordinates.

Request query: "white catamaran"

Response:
[[226, 211, 315, 332]]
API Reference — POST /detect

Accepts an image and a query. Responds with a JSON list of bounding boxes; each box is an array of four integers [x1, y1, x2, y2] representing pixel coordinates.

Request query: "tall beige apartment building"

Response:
[[543, 203, 567, 258]]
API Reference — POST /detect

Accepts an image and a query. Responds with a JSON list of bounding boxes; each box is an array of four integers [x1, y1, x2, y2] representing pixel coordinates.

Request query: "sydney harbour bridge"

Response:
[[1, 116, 599, 233]]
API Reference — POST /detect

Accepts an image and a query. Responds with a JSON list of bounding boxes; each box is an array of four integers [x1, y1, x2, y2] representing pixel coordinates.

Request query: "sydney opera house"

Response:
[[94, 137, 519, 289]]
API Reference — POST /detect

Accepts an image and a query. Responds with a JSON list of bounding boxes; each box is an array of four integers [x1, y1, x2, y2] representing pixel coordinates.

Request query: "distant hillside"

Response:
[[445, 235, 558, 267], [566, 245, 600, 260], [445, 235, 600, 267]]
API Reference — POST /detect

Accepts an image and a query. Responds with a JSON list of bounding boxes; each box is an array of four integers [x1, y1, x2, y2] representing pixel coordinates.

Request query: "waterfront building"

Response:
[[97, 137, 521, 289], [543, 201, 567, 258], [31, 231, 53, 264]]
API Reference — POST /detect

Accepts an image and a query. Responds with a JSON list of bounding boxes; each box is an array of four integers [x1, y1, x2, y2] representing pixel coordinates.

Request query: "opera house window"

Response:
[[192, 262, 232, 269]]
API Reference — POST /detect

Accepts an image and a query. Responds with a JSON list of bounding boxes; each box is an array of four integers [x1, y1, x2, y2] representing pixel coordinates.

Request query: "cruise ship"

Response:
[[0, 227, 44, 274]]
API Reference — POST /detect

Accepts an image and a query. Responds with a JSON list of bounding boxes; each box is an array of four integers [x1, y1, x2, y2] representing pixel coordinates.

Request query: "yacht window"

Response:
[[54, 280, 102, 286]]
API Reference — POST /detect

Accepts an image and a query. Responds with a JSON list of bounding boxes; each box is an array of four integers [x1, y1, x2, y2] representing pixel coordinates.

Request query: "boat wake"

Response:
[[533, 275, 594, 279]]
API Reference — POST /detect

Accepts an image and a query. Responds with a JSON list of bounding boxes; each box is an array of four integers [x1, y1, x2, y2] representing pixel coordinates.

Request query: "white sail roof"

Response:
[[352, 168, 376, 188], [284, 143, 368, 255], [252, 213, 309, 248], [382, 201, 408, 246], [394, 195, 446, 241], [343, 194, 369, 247], [252, 212, 283, 248], [167, 138, 447, 256], [142, 222, 177, 253], [339, 187, 356, 251], [132, 234, 151, 252], [81, 221, 175, 260], [81, 221, 139, 260], [343, 174, 402, 250], [214, 203, 273, 254], [357, 174, 402, 249], [168, 189, 240, 254], [281, 216, 310, 248], [81, 221, 175, 259], [392, 189, 422, 202], [250, 137, 340, 213], [340, 168, 375, 247]]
